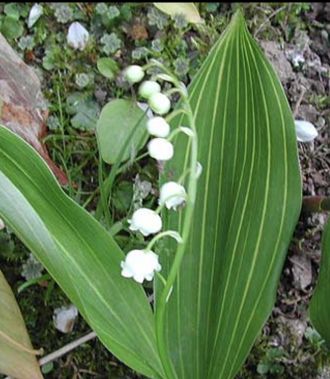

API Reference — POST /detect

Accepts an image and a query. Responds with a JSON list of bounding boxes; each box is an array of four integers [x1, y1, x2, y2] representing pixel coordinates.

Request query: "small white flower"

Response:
[[148, 138, 174, 161], [128, 208, 162, 236], [295, 120, 318, 142], [159, 182, 187, 210], [147, 117, 170, 137], [67, 22, 89, 51], [28, 4, 43, 28], [121, 249, 161, 283], [0, 218, 4, 230], [138, 80, 161, 99], [148, 93, 171, 115], [124, 65, 145, 84]]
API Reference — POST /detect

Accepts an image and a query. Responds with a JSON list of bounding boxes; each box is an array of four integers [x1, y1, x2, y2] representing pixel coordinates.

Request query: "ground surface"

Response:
[[0, 2, 329, 378]]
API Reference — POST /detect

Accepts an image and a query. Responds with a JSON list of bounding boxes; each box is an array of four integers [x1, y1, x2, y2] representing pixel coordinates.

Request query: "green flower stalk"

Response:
[[121, 59, 199, 378]]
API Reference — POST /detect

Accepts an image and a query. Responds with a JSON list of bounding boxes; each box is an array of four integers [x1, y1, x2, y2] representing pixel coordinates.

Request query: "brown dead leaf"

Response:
[[128, 22, 148, 41], [0, 33, 68, 185], [0, 270, 43, 379], [289, 253, 312, 290]]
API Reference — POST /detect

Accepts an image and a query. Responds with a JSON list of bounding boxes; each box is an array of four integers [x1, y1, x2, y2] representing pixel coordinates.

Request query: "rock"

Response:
[[278, 316, 307, 347], [0, 33, 68, 185], [297, 104, 319, 124], [260, 41, 294, 84], [289, 253, 312, 290], [53, 304, 78, 334]]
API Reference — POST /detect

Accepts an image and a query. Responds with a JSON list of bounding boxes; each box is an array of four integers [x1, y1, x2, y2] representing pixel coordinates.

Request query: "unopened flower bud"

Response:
[[147, 117, 170, 137], [124, 65, 145, 84], [148, 138, 174, 161], [138, 80, 161, 99], [148, 93, 171, 115], [0, 218, 4, 230]]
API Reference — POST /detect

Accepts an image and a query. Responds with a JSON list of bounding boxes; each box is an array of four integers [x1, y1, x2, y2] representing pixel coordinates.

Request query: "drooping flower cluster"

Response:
[[120, 64, 193, 284]]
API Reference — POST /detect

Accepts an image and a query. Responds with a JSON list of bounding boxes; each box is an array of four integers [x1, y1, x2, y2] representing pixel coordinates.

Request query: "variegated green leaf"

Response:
[[157, 10, 302, 379], [0, 125, 163, 378]]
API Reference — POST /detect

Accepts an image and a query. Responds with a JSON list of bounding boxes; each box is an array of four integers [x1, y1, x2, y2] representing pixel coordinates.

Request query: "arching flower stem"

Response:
[[165, 109, 189, 123], [156, 272, 167, 287], [146, 230, 183, 252], [151, 65, 199, 379]]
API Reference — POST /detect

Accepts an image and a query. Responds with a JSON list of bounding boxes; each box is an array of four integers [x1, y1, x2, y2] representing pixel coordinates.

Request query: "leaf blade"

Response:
[[310, 218, 330, 346], [96, 99, 148, 164], [0, 125, 163, 378], [157, 11, 301, 379]]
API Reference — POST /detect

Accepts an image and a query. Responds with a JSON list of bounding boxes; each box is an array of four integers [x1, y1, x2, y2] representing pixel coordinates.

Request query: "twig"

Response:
[[4, 294, 154, 379], [39, 331, 97, 366], [4, 332, 97, 379], [293, 87, 307, 118], [254, 5, 287, 38]]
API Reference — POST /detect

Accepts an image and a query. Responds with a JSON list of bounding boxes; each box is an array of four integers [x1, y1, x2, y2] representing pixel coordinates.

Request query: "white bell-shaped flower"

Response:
[[121, 249, 161, 283], [159, 181, 187, 210], [28, 4, 43, 28], [295, 120, 318, 142], [148, 93, 171, 115], [139, 81, 161, 99], [128, 208, 162, 236], [147, 117, 170, 138], [67, 22, 89, 51], [148, 138, 174, 161], [124, 65, 145, 84], [0, 218, 4, 230]]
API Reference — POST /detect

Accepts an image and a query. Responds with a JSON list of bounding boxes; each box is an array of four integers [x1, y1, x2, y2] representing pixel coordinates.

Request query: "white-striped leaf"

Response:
[[157, 11, 302, 379], [0, 126, 163, 378]]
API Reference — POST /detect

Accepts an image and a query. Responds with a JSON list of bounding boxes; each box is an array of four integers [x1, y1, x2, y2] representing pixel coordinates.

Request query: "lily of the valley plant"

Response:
[[0, 10, 329, 379]]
